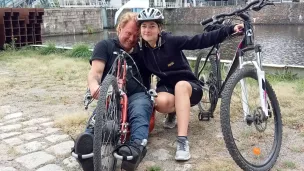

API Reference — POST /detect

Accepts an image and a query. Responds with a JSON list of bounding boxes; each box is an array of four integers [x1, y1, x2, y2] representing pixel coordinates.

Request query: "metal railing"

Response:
[[150, 1, 182, 8], [58, 0, 110, 7], [149, 0, 303, 8], [1, 0, 29, 7], [0, 0, 111, 7]]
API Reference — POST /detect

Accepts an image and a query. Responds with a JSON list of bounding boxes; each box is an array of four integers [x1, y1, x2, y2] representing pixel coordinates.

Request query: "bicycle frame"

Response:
[[207, 22, 269, 120], [112, 52, 156, 144], [115, 57, 129, 143]]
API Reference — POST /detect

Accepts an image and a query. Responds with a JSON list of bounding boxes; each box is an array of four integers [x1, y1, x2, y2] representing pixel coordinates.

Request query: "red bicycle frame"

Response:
[[114, 57, 156, 144]]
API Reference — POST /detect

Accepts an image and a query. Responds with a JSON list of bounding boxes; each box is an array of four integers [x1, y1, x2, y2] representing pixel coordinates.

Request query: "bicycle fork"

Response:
[[239, 45, 269, 121]]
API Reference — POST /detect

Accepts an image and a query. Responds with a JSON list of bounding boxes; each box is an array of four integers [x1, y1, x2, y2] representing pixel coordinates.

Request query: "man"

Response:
[[73, 12, 153, 171]]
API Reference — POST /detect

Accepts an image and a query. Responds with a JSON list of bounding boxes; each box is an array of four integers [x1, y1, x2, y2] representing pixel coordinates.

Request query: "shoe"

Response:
[[118, 139, 147, 171], [175, 138, 191, 161], [74, 132, 94, 171], [163, 112, 177, 129]]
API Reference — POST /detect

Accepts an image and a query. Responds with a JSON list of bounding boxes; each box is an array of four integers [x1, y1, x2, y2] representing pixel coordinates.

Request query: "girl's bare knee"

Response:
[[155, 93, 174, 113]]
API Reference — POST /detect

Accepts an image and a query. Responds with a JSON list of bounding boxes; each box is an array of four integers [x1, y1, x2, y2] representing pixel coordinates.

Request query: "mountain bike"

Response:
[[80, 50, 157, 171], [194, 0, 282, 170]]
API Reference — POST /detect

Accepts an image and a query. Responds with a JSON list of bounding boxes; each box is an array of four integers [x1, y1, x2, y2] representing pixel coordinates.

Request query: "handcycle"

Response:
[[194, 0, 282, 170], [77, 50, 157, 171]]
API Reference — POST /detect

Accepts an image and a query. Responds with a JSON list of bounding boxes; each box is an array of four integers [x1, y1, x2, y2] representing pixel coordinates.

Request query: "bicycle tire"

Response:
[[220, 67, 282, 171], [93, 75, 121, 171], [194, 50, 218, 113], [194, 50, 217, 79]]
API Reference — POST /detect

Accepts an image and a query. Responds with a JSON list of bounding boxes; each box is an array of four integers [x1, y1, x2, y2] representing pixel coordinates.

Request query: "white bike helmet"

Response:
[[137, 8, 164, 25]]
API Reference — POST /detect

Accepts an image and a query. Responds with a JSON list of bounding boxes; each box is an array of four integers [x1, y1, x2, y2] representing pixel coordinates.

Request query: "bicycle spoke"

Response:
[[228, 75, 278, 166]]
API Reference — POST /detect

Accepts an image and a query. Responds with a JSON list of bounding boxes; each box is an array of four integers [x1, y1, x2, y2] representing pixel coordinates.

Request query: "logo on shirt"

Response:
[[168, 62, 174, 67]]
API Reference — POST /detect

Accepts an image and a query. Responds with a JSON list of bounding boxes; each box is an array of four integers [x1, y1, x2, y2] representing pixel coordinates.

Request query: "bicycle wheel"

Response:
[[194, 50, 218, 114], [93, 75, 121, 171], [220, 67, 282, 171]]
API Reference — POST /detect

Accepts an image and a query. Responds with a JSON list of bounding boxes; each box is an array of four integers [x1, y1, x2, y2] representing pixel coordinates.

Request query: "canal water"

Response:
[[43, 25, 304, 66]]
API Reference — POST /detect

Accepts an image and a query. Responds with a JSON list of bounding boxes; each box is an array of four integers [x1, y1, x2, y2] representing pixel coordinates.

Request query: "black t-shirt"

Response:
[[90, 38, 151, 96]]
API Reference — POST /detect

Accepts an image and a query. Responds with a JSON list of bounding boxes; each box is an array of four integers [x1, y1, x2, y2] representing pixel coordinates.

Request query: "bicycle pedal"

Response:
[[198, 112, 212, 121]]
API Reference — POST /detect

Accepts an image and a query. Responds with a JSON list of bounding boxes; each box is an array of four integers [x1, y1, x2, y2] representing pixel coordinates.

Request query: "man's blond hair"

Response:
[[116, 12, 138, 33]]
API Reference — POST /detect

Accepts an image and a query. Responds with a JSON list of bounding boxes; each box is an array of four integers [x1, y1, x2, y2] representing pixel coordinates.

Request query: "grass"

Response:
[[67, 43, 92, 58], [195, 158, 239, 171], [289, 146, 304, 153], [281, 161, 296, 169], [147, 166, 161, 171], [1, 46, 304, 139], [54, 112, 90, 139]]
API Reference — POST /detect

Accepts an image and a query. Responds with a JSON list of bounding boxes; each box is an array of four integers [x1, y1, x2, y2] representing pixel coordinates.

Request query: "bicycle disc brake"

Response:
[[254, 107, 267, 132]]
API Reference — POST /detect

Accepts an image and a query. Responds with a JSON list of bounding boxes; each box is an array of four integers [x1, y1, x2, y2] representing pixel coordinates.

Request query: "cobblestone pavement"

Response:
[[0, 105, 81, 171]]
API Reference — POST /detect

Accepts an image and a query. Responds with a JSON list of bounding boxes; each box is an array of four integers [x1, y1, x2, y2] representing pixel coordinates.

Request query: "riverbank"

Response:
[[41, 3, 304, 36], [1, 47, 304, 170]]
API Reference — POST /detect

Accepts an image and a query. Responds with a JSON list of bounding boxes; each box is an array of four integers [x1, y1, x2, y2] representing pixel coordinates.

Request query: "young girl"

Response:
[[137, 8, 243, 161]]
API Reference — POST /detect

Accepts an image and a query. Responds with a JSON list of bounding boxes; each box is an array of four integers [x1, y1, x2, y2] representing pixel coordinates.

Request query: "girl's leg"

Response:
[[174, 80, 203, 161], [174, 81, 192, 136], [155, 92, 175, 113]]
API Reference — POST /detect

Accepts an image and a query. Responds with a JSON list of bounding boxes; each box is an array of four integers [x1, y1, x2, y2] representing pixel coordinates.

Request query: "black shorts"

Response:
[[156, 81, 203, 106]]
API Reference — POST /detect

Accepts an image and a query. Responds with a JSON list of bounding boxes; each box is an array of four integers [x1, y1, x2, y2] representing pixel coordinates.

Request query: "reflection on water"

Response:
[[43, 25, 304, 66]]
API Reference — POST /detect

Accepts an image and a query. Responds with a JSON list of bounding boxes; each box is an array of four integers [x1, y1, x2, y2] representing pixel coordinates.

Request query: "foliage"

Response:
[[68, 43, 92, 58]]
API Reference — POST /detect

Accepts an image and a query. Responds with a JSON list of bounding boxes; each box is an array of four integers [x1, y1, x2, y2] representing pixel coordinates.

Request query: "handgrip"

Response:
[[200, 18, 213, 25]]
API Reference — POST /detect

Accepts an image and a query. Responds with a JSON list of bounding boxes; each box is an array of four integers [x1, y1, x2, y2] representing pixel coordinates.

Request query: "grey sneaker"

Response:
[[175, 139, 191, 161], [163, 112, 177, 129]]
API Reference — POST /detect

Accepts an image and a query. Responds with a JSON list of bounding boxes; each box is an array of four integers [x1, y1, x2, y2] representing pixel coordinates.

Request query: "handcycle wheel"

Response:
[[93, 75, 121, 171], [194, 50, 218, 114], [220, 67, 282, 171]]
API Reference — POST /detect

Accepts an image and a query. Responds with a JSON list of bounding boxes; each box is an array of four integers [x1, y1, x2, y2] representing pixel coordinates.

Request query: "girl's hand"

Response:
[[234, 24, 244, 33]]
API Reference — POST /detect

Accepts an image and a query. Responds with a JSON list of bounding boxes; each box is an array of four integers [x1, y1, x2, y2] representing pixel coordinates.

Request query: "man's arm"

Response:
[[88, 60, 106, 99], [88, 40, 110, 99]]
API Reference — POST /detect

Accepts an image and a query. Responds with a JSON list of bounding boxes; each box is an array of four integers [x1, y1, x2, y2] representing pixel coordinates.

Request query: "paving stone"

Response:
[[0, 124, 22, 132], [0, 105, 11, 114], [45, 134, 69, 143], [46, 141, 74, 156], [15, 141, 48, 154], [3, 118, 23, 124], [19, 133, 43, 141], [22, 126, 39, 132], [175, 164, 192, 171], [36, 164, 64, 171], [3, 137, 23, 146], [0, 132, 22, 139], [151, 148, 172, 161], [22, 118, 51, 126], [63, 156, 80, 168], [3, 112, 23, 120], [0, 167, 17, 171], [43, 128, 60, 134], [15, 151, 55, 169], [40, 122, 54, 127]]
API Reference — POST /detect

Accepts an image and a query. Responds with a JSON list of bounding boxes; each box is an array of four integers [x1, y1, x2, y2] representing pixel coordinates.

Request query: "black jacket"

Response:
[[91, 38, 151, 96], [141, 25, 235, 86]]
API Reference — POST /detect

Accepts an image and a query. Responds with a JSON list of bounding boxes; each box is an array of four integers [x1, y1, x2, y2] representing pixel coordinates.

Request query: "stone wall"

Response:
[[42, 8, 102, 36], [163, 3, 304, 25]]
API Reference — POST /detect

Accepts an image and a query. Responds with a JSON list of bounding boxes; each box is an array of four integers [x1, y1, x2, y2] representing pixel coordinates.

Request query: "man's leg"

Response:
[[118, 92, 153, 170], [73, 112, 95, 171], [174, 81, 202, 161]]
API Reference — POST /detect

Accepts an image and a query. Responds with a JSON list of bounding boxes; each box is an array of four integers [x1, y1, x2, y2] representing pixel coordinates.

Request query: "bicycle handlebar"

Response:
[[200, 0, 274, 26]]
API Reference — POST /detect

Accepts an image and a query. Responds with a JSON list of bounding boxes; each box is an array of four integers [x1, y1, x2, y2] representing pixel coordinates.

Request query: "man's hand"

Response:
[[90, 84, 100, 99], [234, 24, 244, 33]]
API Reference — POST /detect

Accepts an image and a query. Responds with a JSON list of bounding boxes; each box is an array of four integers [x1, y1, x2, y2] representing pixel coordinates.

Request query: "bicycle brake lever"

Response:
[[84, 89, 92, 110], [148, 89, 158, 97]]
